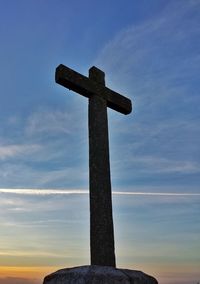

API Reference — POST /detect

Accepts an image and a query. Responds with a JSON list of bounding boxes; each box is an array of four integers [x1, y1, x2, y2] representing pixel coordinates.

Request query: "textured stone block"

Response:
[[43, 265, 158, 284]]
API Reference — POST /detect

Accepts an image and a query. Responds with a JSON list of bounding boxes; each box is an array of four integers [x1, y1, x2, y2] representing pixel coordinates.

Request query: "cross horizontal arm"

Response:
[[56, 64, 132, 115]]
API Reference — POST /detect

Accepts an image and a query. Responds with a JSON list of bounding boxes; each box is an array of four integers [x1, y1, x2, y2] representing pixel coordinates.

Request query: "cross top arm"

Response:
[[55, 64, 132, 115]]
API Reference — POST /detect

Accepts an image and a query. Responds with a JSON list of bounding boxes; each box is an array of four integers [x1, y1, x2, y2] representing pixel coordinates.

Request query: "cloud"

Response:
[[0, 144, 41, 160], [118, 155, 200, 175], [26, 109, 73, 137], [0, 277, 39, 284], [1, 0, 200, 191], [95, 1, 200, 119], [0, 188, 199, 196], [0, 161, 88, 189], [95, 1, 200, 89], [93, 0, 200, 186], [0, 103, 89, 188], [0, 188, 88, 195]]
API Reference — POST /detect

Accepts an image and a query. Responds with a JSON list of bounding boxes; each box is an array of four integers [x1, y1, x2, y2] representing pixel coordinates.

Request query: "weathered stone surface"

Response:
[[89, 67, 115, 267], [43, 265, 158, 284], [55, 64, 132, 114], [55, 64, 133, 268]]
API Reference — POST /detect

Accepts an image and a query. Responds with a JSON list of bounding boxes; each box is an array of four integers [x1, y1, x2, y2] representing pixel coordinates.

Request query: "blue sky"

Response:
[[0, 1, 200, 284]]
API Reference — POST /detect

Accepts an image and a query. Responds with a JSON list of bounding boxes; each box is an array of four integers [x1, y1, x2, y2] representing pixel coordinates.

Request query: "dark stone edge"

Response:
[[43, 265, 158, 284]]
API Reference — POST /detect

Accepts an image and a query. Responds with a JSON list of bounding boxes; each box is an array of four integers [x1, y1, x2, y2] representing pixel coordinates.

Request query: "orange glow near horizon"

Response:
[[0, 266, 60, 280], [0, 263, 200, 284]]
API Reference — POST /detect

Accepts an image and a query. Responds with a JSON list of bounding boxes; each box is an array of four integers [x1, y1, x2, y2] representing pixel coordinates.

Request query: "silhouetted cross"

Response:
[[55, 64, 132, 267]]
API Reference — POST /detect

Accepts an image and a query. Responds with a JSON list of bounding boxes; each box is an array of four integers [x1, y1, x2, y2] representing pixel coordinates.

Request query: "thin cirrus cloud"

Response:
[[0, 188, 199, 196], [0, 144, 41, 160], [93, 0, 200, 191], [95, 3, 199, 107], [1, 0, 199, 191], [25, 109, 76, 137]]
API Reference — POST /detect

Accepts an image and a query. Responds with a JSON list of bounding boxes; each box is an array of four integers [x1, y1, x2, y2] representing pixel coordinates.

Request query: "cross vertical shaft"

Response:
[[89, 67, 116, 267], [55, 64, 132, 268]]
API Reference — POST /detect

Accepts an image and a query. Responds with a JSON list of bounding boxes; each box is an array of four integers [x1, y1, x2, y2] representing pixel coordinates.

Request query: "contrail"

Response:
[[0, 188, 88, 195], [114, 191, 200, 196], [0, 188, 199, 196]]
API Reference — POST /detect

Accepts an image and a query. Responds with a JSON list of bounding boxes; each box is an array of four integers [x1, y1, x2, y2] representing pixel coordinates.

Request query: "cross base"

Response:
[[43, 265, 158, 284]]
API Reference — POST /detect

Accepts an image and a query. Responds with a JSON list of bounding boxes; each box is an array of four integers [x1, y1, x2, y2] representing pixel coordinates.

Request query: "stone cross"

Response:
[[55, 64, 132, 267]]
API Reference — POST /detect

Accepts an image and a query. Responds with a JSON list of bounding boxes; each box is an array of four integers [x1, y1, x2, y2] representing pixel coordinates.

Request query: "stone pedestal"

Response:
[[43, 265, 158, 284]]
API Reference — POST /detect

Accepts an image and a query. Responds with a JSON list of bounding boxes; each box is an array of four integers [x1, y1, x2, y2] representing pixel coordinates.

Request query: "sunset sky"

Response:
[[0, 1, 200, 284]]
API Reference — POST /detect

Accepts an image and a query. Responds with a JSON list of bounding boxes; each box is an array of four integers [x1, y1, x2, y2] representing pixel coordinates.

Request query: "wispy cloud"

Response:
[[94, 0, 200, 188], [0, 188, 88, 195], [25, 109, 74, 137], [0, 188, 199, 196], [0, 0, 199, 194], [0, 144, 41, 160], [0, 161, 88, 189], [116, 155, 200, 175], [0, 103, 89, 188]]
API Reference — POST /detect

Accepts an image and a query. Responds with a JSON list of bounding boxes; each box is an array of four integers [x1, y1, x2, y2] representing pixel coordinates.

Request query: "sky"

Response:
[[0, 0, 200, 283]]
